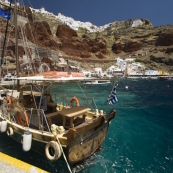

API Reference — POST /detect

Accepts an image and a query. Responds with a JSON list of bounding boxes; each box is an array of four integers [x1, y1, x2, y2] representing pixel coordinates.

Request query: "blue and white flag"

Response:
[[107, 85, 118, 105], [0, 8, 11, 19]]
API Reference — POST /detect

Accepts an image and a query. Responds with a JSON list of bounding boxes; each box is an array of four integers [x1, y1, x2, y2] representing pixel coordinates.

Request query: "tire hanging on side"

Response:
[[45, 141, 62, 161], [7, 127, 13, 136]]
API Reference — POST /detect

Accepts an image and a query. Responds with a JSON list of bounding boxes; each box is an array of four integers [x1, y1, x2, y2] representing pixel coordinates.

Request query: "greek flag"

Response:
[[107, 85, 118, 105], [0, 8, 11, 19]]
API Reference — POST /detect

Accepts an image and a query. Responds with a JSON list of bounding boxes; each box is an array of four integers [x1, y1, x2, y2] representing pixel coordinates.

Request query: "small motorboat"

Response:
[[84, 80, 111, 87]]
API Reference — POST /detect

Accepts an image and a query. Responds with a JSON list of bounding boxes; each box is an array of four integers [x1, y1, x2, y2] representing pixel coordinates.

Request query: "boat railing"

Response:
[[52, 93, 97, 111], [2, 105, 51, 132], [24, 108, 51, 132]]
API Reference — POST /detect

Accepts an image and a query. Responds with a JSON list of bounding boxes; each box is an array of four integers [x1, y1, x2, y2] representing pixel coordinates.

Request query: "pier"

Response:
[[0, 152, 48, 173]]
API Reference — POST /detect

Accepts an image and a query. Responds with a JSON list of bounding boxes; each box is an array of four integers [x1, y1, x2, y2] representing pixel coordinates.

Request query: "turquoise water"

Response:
[[0, 79, 173, 173]]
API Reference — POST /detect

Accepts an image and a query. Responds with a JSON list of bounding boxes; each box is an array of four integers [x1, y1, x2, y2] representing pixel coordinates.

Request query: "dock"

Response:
[[0, 152, 48, 173]]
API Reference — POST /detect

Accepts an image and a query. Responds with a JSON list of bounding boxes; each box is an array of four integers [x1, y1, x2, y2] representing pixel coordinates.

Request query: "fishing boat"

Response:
[[0, 72, 116, 163], [0, 2, 117, 171], [84, 80, 111, 87]]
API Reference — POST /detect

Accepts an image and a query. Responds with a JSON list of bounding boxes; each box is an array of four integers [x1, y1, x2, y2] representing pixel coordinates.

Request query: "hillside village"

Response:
[[0, 0, 173, 79]]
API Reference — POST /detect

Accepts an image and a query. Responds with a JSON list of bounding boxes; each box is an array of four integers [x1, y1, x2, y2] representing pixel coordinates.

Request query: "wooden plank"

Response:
[[46, 111, 58, 118], [58, 106, 90, 118]]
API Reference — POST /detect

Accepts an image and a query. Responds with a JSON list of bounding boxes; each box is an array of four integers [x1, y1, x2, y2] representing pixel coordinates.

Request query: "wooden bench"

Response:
[[58, 106, 91, 128], [46, 106, 91, 128], [46, 112, 59, 118]]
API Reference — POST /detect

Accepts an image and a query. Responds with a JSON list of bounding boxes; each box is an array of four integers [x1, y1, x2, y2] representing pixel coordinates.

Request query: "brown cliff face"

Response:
[[42, 21, 52, 35], [165, 47, 173, 54], [155, 32, 173, 46], [124, 41, 142, 52], [112, 41, 141, 54], [56, 25, 77, 38], [56, 25, 109, 58], [112, 43, 124, 54], [26, 21, 58, 50]]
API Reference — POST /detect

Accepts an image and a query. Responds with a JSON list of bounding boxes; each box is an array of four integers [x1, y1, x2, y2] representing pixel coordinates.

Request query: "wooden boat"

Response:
[[0, 2, 116, 171], [0, 75, 116, 165]]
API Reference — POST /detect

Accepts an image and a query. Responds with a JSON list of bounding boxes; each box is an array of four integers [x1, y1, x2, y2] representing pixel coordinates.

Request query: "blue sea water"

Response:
[[0, 78, 173, 173]]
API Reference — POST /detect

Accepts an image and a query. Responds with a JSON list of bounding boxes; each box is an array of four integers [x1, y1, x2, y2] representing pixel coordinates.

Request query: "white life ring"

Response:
[[7, 127, 13, 136], [45, 141, 62, 161]]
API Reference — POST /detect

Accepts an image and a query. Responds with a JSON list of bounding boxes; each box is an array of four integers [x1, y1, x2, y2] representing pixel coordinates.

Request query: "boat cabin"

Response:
[[16, 84, 93, 130]]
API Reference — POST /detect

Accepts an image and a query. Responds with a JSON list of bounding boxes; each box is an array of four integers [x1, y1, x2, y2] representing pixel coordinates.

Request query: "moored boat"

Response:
[[0, 75, 116, 165], [158, 76, 173, 80], [0, 2, 117, 171], [83, 80, 111, 87]]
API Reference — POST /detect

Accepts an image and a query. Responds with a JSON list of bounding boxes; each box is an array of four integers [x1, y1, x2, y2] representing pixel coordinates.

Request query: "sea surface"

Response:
[[0, 78, 173, 173]]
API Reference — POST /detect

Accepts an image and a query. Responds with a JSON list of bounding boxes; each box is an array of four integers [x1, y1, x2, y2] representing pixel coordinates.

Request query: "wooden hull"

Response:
[[67, 123, 108, 163]]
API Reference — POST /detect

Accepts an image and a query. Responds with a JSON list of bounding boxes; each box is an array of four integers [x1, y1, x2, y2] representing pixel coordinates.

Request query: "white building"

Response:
[[115, 57, 126, 71], [93, 67, 102, 74]]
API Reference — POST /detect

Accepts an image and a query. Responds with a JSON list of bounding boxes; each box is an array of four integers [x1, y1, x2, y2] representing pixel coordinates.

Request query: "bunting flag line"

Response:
[[107, 84, 118, 105], [0, 8, 11, 19]]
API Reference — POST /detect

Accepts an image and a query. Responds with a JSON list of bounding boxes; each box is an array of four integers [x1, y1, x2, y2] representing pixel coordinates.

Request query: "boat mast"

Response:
[[14, 0, 19, 90], [0, 0, 12, 78]]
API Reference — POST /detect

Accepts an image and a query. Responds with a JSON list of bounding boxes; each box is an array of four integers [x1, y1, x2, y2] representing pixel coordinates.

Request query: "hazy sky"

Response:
[[24, 0, 173, 27]]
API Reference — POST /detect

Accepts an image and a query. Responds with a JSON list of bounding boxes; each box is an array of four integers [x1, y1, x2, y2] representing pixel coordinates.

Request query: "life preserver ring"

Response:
[[6, 103, 11, 111], [45, 141, 62, 161], [70, 97, 80, 107], [6, 97, 14, 111], [16, 110, 29, 127]]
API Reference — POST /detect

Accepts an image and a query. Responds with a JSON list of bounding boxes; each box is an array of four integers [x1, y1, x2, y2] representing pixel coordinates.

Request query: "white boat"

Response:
[[84, 80, 111, 86]]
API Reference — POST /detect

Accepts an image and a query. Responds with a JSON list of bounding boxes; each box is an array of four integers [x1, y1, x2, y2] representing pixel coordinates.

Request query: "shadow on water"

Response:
[[72, 146, 104, 173]]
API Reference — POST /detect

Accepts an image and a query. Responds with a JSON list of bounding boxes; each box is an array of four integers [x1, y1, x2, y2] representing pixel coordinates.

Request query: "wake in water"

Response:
[[72, 147, 104, 173]]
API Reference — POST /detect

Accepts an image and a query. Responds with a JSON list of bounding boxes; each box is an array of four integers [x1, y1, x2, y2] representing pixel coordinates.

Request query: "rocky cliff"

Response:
[[1, 5, 173, 72]]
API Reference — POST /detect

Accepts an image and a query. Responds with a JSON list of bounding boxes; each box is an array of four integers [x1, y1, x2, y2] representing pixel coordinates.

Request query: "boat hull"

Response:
[[66, 123, 108, 163]]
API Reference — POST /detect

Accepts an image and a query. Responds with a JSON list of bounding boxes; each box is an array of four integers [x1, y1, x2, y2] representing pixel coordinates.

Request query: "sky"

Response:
[[24, 0, 173, 27]]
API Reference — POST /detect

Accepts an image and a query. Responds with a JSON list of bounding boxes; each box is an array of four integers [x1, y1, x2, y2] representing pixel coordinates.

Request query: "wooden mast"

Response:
[[14, 0, 19, 90], [0, 0, 12, 79]]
